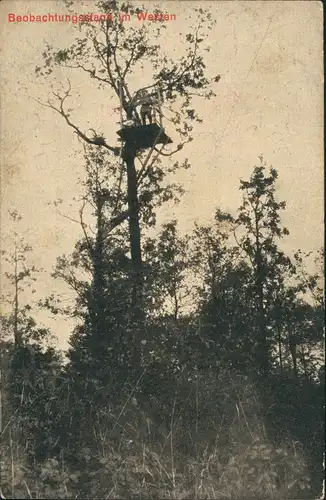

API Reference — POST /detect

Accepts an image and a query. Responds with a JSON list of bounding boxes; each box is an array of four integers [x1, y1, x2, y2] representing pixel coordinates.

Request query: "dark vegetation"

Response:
[[1, 1, 324, 498]]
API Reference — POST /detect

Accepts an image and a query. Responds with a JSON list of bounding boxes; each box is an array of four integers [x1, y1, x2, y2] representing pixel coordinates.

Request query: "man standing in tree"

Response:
[[125, 90, 153, 125], [139, 95, 153, 125]]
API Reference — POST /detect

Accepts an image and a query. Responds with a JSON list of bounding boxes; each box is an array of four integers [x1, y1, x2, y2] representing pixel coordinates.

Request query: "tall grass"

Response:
[[0, 371, 315, 499]]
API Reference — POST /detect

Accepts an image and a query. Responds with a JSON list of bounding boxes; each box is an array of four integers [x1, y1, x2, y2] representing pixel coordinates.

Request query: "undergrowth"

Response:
[[0, 374, 314, 499]]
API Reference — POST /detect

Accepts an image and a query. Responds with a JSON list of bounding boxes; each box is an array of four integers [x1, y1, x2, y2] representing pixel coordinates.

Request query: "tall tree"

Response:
[[47, 146, 132, 396], [35, 0, 220, 372], [190, 210, 255, 372]]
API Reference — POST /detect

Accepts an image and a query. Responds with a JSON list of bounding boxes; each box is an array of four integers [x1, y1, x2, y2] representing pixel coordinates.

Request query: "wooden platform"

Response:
[[117, 123, 172, 150]]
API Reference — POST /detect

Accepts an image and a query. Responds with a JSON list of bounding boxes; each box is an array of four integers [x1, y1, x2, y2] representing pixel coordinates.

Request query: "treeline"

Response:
[[0, 158, 324, 499]]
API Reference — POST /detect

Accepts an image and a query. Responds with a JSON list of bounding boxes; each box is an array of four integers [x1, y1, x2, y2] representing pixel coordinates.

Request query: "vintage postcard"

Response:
[[0, 1, 324, 499]]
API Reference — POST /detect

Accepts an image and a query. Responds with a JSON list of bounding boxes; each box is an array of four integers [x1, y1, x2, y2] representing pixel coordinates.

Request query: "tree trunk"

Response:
[[277, 324, 283, 373], [254, 215, 269, 376], [299, 346, 308, 379], [288, 329, 298, 379], [90, 201, 107, 340], [123, 145, 144, 370]]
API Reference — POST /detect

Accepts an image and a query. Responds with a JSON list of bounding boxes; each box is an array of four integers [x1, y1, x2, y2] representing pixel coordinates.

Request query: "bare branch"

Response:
[[30, 84, 120, 156], [55, 208, 81, 226], [63, 62, 111, 86], [112, 163, 124, 216], [122, 43, 137, 79], [105, 210, 130, 236], [103, 23, 119, 93], [153, 142, 186, 157], [137, 143, 165, 185]]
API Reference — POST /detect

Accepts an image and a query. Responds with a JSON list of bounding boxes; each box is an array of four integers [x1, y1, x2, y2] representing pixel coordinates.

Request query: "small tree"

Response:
[[1, 210, 48, 346], [144, 220, 192, 321], [235, 158, 292, 376]]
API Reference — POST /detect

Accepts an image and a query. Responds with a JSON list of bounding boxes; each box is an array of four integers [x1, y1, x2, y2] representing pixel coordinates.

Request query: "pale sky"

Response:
[[0, 0, 324, 349]]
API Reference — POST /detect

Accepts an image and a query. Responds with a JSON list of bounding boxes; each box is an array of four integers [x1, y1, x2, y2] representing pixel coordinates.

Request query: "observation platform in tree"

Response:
[[117, 123, 172, 151]]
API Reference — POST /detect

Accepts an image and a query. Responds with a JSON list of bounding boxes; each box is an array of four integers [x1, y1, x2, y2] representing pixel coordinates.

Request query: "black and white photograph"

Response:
[[0, 1, 324, 498]]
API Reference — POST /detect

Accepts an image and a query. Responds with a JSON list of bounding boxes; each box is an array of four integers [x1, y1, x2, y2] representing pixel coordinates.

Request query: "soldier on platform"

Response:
[[137, 93, 154, 125]]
